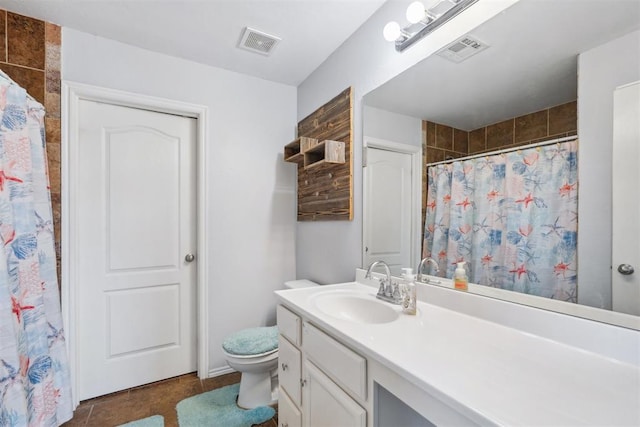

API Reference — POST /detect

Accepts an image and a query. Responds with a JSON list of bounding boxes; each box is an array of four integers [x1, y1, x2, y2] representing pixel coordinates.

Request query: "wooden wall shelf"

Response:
[[285, 87, 353, 221], [304, 140, 345, 169], [284, 137, 318, 164]]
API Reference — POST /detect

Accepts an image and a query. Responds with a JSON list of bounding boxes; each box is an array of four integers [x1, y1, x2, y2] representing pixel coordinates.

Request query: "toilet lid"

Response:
[[222, 326, 278, 356]]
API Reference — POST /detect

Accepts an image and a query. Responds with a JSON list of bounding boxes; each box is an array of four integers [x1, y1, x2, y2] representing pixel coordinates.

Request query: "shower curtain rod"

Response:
[[426, 134, 578, 167]]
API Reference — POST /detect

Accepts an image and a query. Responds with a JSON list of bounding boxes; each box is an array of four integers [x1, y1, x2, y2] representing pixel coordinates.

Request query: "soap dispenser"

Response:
[[401, 267, 417, 315], [454, 262, 468, 291]]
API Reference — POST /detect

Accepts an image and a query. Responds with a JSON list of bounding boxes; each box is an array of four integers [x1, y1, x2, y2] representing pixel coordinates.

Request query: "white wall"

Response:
[[363, 106, 422, 147], [577, 30, 640, 309], [296, 0, 519, 284], [62, 28, 297, 374]]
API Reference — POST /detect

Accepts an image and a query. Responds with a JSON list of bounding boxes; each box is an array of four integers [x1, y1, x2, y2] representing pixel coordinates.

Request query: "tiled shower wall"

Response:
[[0, 10, 62, 282], [421, 100, 577, 233]]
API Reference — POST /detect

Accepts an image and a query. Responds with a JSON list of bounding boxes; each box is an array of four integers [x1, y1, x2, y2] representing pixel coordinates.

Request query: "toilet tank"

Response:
[[284, 279, 319, 289]]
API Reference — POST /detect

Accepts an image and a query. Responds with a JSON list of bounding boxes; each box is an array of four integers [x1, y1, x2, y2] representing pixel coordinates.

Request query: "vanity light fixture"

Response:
[[384, 0, 479, 52]]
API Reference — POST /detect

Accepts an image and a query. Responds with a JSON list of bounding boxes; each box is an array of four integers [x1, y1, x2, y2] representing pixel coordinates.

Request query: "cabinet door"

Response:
[[279, 335, 302, 406], [303, 360, 366, 427], [279, 386, 302, 427]]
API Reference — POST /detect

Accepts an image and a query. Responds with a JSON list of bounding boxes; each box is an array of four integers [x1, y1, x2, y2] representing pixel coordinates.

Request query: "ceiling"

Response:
[[364, 0, 640, 131], [0, 0, 386, 86]]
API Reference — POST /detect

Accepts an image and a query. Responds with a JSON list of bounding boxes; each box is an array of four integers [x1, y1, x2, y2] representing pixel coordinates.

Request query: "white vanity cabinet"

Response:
[[277, 305, 303, 427], [277, 304, 367, 427], [275, 280, 640, 426]]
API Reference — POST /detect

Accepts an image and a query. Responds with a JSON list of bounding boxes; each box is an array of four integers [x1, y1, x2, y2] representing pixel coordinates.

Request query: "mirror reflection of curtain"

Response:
[[0, 71, 73, 424], [423, 139, 578, 302]]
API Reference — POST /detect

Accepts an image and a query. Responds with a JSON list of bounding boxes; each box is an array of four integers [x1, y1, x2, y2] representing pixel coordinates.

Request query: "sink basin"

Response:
[[310, 291, 399, 324]]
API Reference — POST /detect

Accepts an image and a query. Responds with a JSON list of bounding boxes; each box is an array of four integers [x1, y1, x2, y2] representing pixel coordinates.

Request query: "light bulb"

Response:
[[383, 21, 401, 42], [406, 1, 426, 24]]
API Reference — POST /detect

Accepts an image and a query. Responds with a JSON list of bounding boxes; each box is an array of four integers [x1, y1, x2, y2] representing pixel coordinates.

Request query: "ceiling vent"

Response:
[[238, 27, 280, 56], [437, 35, 489, 63]]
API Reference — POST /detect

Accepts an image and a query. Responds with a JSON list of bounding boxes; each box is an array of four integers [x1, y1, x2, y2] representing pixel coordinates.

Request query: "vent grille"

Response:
[[437, 35, 489, 63], [238, 27, 280, 56]]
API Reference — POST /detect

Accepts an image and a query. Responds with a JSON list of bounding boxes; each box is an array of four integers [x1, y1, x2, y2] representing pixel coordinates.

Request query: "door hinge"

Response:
[[362, 148, 367, 168]]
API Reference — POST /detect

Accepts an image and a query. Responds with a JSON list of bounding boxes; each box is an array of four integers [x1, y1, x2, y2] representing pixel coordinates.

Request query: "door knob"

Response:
[[617, 264, 634, 275], [185, 254, 195, 263]]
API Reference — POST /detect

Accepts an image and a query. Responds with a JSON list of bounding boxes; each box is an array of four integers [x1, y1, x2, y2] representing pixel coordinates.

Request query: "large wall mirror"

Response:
[[362, 0, 640, 329]]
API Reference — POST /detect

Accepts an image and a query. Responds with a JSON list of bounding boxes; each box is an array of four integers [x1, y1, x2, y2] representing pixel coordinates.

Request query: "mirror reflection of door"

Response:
[[612, 81, 640, 316], [363, 142, 419, 276]]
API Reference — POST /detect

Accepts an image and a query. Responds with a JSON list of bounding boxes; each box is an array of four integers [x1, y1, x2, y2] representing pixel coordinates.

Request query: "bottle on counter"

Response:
[[454, 261, 468, 291], [401, 267, 417, 315]]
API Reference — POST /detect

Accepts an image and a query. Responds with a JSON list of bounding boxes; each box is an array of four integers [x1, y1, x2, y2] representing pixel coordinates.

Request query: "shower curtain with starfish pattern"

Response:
[[423, 139, 578, 302], [0, 72, 73, 426]]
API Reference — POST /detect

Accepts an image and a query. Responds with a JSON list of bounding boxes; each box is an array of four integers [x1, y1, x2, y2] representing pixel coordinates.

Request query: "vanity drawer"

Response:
[[279, 334, 302, 406], [278, 386, 302, 427], [302, 322, 367, 401], [278, 304, 301, 345]]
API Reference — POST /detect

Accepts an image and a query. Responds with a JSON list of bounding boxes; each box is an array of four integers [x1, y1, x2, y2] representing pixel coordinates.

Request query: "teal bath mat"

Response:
[[118, 415, 164, 427], [176, 383, 275, 427]]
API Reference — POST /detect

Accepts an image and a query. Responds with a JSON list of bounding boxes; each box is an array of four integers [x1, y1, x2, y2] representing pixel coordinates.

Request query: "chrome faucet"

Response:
[[417, 257, 440, 284], [365, 260, 402, 305]]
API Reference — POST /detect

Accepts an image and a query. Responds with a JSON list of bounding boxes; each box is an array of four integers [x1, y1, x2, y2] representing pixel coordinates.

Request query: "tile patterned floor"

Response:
[[61, 372, 278, 427]]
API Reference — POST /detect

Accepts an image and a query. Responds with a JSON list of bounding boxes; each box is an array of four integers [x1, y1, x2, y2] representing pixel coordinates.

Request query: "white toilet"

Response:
[[222, 279, 319, 408]]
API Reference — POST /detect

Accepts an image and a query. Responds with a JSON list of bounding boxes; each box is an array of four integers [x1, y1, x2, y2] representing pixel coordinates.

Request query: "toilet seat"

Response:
[[222, 326, 278, 356], [222, 347, 278, 359]]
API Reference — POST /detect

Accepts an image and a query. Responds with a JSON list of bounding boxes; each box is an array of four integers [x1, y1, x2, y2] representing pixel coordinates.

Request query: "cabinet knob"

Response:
[[281, 363, 288, 371]]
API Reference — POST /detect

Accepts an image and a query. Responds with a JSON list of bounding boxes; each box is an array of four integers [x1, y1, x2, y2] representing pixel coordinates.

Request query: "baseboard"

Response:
[[208, 365, 236, 378]]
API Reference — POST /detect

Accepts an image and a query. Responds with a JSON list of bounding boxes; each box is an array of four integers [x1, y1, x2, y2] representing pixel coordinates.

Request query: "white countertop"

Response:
[[275, 281, 640, 426]]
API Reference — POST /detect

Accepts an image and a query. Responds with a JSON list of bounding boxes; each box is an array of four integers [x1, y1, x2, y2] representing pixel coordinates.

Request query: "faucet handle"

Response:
[[391, 283, 402, 301]]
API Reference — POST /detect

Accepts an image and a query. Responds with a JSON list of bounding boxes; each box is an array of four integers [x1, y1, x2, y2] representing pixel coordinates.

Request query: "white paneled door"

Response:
[[76, 100, 197, 400], [612, 81, 640, 316], [363, 146, 413, 275]]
